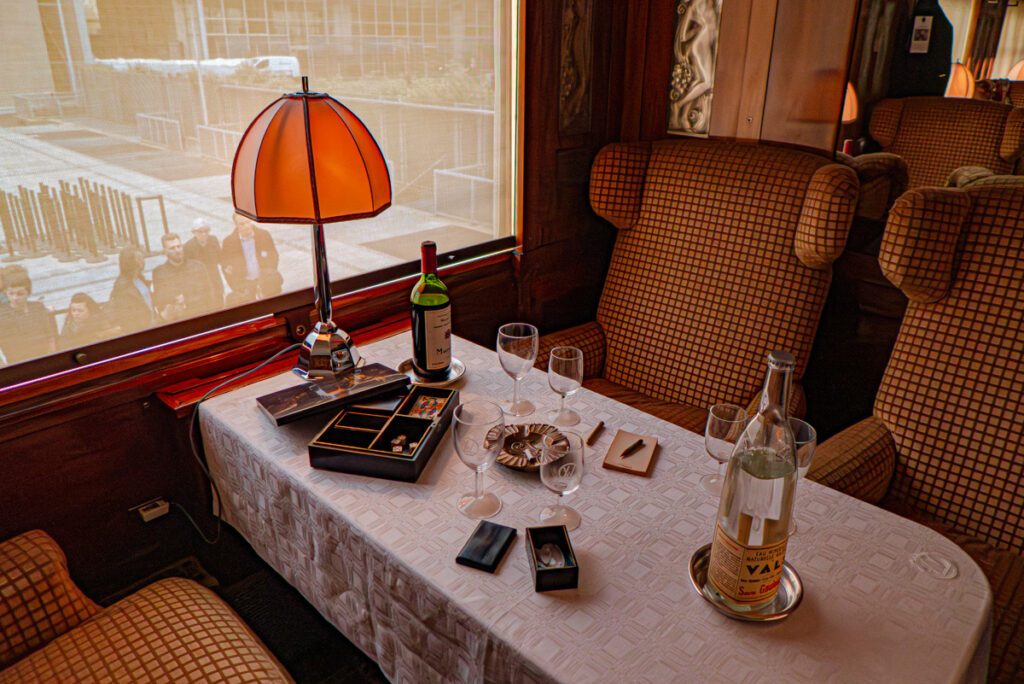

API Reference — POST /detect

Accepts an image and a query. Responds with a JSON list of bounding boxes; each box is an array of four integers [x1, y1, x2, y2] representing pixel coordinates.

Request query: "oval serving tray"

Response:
[[494, 423, 566, 472], [688, 542, 803, 622]]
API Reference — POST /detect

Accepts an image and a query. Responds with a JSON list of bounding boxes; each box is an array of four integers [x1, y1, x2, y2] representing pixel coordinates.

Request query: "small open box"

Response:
[[308, 386, 459, 482], [525, 526, 579, 592]]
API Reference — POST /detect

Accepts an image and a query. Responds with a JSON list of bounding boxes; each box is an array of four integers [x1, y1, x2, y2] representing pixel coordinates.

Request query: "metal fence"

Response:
[[0, 179, 166, 262]]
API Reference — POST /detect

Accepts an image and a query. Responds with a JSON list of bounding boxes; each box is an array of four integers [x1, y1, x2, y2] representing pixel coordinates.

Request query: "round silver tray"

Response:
[[398, 358, 466, 387], [494, 423, 566, 472], [688, 543, 803, 622]]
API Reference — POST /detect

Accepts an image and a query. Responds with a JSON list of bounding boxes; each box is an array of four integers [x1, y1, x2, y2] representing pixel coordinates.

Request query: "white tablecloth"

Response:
[[199, 334, 991, 683]]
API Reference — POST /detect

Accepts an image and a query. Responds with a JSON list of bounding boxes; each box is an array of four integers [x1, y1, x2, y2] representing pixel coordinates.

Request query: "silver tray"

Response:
[[398, 358, 466, 387], [688, 542, 803, 622], [494, 423, 566, 472]]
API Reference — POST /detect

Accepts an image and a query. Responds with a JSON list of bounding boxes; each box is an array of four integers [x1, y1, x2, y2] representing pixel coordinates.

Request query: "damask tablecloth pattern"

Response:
[[200, 334, 991, 684]]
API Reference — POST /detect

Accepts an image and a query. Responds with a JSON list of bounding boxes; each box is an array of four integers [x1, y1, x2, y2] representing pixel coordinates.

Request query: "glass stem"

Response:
[[559, 393, 566, 414], [717, 460, 725, 479], [474, 468, 483, 499], [512, 377, 520, 407]]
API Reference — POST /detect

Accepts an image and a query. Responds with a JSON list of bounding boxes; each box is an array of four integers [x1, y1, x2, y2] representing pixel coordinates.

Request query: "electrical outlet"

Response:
[[131, 498, 170, 522]]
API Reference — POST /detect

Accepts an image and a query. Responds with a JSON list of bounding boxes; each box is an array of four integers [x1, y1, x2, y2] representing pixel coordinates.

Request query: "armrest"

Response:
[[946, 166, 995, 188], [837, 152, 909, 222], [534, 321, 606, 380], [806, 415, 895, 505], [0, 529, 101, 668]]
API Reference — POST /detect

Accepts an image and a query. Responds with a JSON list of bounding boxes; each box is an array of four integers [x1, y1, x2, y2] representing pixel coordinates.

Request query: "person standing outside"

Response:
[[0, 265, 57, 364], [108, 245, 156, 334], [152, 232, 215, 319], [184, 217, 224, 308], [221, 213, 283, 305]]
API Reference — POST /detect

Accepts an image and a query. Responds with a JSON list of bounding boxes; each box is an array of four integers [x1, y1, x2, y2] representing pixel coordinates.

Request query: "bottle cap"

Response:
[[767, 350, 795, 368]]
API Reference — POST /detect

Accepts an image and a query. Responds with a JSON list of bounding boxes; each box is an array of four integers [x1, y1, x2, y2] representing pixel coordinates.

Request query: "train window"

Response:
[[0, 0, 520, 378]]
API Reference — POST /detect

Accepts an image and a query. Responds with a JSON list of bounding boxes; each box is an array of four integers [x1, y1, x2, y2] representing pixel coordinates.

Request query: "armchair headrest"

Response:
[[589, 142, 652, 230], [794, 163, 859, 269], [1000, 107, 1024, 163], [879, 187, 969, 303]]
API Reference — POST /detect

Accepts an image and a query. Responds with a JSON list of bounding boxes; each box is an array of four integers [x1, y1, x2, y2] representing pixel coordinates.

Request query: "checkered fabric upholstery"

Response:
[[0, 530, 101, 668], [0, 531, 292, 683], [585, 139, 856, 415], [814, 185, 1024, 682], [869, 97, 1024, 189], [874, 185, 1024, 553], [836, 151, 909, 222], [534, 321, 607, 379], [1008, 81, 1024, 107]]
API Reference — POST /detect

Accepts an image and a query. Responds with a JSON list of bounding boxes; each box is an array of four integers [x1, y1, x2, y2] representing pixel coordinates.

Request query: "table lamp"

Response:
[[232, 76, 391, 379]]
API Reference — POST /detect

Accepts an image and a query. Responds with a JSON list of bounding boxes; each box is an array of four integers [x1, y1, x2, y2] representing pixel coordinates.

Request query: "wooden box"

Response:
[[308, 386, 459, 482]]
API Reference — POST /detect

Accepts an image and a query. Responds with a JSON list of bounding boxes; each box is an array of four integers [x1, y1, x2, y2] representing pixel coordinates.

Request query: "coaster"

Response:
[[602, 429, 657, 476], [397, 358, 466, 387]]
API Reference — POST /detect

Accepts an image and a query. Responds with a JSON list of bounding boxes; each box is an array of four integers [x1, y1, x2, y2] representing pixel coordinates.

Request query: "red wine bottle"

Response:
[[410, 241, 451, 380]]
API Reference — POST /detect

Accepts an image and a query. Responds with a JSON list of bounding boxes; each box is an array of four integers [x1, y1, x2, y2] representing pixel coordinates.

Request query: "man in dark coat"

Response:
[[220, 213, 284, 305], [152, 232, 215, 319], [0, 265, 57, 365], [183, 218, 224, 308]]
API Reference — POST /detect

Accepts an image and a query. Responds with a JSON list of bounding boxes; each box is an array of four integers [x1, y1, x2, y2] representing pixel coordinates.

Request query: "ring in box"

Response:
[[525, 526, 579, 592], [308, 385, 459, 482]]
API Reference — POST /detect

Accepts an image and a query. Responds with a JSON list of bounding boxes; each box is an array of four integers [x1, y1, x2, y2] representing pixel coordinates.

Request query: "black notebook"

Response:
[[256, 363, 409, 426]]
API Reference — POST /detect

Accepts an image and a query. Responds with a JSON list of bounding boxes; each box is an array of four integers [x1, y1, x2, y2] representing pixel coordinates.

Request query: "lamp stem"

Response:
[[312, 221, 332, 326]]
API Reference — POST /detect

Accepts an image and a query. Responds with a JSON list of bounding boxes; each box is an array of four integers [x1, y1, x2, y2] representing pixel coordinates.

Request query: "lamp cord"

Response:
[[178, 343, 302, 545]]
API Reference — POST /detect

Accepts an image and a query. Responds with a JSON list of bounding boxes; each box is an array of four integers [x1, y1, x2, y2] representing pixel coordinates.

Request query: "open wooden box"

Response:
[[308, 386, 459, 482]]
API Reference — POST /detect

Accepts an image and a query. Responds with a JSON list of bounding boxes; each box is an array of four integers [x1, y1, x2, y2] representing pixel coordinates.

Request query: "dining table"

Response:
[[198, 333, 992, 683]]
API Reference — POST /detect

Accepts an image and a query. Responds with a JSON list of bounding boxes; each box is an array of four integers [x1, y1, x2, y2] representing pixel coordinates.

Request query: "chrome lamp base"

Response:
[[294, 320, 361, 379]]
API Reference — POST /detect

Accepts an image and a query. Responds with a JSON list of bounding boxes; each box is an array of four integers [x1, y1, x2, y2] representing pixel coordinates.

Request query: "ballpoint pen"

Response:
[[621, 438, 645, 458]]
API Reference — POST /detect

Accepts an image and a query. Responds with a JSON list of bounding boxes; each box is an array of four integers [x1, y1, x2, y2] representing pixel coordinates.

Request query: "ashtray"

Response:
[[495, 423, 566, 472], [688, 543, 803, 622], [398, 358, 466, 387]]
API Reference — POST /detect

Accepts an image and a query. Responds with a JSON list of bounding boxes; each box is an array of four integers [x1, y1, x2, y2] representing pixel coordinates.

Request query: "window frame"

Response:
[[0, 1, 524, 400]]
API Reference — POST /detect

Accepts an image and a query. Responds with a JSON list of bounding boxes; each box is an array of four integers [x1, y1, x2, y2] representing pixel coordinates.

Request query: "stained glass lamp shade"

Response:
[[232, 77, 391, 379]]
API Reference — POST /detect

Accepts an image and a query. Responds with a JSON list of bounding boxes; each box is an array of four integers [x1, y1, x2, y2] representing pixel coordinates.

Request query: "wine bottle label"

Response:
[[423, 305, 451, 370], [707, 523, 787, 605]]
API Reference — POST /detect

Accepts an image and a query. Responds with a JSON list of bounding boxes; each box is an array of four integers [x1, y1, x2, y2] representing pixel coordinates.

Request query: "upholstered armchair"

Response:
[[0, 529, 292, 683], [809, 184, 1024, 683], [534, 139, 858, 433], [870, 96, 1023, 186]]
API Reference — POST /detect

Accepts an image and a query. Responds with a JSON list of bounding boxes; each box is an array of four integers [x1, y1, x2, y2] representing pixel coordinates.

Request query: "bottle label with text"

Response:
[[707, 523, 788, 605], [423, 305, 451, 370]]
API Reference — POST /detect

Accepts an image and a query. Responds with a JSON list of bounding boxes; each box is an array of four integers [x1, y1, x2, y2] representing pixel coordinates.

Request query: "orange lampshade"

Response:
[[1008, 59, 1024, 81], [841, 82, 858, 124], [232, 83, 391, 224], [946, 63, 976, 99]]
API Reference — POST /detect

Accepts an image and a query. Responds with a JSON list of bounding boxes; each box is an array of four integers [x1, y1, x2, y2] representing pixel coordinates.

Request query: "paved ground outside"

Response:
[[0, 115, 492, 331]]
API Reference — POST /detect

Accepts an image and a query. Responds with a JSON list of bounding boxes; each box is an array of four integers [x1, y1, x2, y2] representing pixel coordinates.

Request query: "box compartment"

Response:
[[309, 387, 459, 482]]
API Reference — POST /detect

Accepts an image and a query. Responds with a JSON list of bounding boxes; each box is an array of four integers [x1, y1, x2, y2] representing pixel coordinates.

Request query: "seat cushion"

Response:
[[882, 498, 1024, 684], [0, 577, 292, 683], [584, 378, 708, 434]]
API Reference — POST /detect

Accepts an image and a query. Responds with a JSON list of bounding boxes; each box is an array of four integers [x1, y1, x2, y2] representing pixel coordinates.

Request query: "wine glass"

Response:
[[547, 346, 583, 426], [700, 404, 748, 495], [452, 400, 505, 519], [496, 322, 539, 417], [539, 431, 584, 531], [789, 417, 817, 534]]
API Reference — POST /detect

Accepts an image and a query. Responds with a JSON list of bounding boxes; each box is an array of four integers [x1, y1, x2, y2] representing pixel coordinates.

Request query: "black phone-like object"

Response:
[[455, 521, 517, 573]]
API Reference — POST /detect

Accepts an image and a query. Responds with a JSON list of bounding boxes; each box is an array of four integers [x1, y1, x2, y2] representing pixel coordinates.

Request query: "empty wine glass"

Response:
[[496, 322, 539, 417], [789, 417, 817, 534], [700, 404, 748, 495], [453, 400, 505, 519], [539, 431, 584, 531], [547, 346, 583, 426]]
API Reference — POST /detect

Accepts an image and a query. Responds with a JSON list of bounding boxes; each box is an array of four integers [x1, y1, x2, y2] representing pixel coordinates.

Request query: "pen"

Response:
[[586, 421, 604, 445], [621, 438, 645, 458]]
